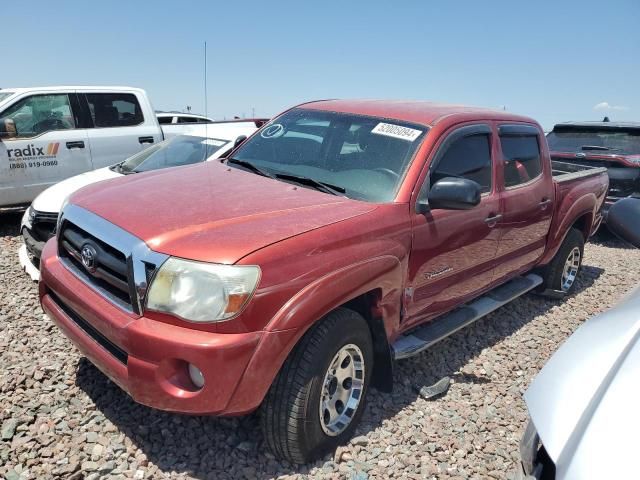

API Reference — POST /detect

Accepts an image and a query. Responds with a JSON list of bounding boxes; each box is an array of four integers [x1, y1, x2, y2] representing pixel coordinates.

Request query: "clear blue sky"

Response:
[[4, 0, 638, 129]]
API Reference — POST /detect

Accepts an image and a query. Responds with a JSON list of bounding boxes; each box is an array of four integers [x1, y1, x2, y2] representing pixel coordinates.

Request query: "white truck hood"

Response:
[[525, 285, 640, 479], [31, 166, 121, 214]]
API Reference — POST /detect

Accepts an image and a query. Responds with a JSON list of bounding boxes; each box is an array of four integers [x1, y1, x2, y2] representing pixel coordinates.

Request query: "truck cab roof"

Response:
[[552, 121, 640, 130], [300, 99, 536, 127], [1, 85, 146, 94]]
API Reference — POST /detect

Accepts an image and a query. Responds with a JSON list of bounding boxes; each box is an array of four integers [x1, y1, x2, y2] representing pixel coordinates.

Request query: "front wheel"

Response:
[[260, 308, 373, 464]]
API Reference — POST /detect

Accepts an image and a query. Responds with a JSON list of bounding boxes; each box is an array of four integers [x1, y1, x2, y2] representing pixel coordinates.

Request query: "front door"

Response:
[[406, 124, 501, 327], [0, 92, 91, 206]]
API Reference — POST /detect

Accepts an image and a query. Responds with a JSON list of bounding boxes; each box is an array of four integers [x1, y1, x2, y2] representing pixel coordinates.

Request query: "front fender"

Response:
[[224, 256, 403, 414]]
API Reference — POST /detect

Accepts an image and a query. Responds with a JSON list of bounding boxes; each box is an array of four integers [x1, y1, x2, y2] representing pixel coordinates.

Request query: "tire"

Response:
[[538, 227, 585, 295], [260, 308, 374, 464]]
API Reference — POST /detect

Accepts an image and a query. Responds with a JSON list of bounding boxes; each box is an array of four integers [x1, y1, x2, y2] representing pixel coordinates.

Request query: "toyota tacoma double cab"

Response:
[[39, 100, 608, 463]]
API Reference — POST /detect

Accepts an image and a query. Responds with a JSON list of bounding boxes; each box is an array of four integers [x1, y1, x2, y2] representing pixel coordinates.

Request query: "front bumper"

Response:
[[40, 239, 279, 415], [18, 244, 40, 281]]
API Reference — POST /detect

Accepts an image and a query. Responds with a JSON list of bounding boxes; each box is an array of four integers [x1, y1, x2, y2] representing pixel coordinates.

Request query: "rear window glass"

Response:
[[500, 135, 542, 187], [86, 93, 144, 128], [157, 116, 173, 124]]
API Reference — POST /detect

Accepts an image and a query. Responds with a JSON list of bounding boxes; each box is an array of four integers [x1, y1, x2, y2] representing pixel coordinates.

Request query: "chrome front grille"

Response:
[[56, 205, 168, 314]]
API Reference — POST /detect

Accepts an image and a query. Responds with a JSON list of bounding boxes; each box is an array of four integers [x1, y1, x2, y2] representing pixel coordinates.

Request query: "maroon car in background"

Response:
[[547, 121, 640, 221]]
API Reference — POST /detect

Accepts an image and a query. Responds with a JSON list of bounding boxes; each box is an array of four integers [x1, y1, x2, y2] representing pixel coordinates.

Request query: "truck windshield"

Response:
[[118, 135, 229, 174], [547, 127, 640, 155], [230, 108, 427, 202]]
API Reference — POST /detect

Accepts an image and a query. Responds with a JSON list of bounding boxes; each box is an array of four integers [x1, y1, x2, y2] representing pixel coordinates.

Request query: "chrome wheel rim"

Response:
[[319, 344, 365, 436], [561, 246, 581, 291]]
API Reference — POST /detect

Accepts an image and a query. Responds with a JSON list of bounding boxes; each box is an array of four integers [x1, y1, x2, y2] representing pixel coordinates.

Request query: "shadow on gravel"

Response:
[[0, 212, 22, 237], [75, 263, 604, 479], [590, 226, 635, 249]]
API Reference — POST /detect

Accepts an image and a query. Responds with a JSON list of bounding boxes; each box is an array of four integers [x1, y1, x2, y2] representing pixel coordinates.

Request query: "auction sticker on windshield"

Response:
[[371, 122, 422, 141]]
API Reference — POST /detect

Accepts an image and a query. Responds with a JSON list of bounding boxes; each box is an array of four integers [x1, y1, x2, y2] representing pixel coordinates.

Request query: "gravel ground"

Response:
[[2, 212, 640, 480]]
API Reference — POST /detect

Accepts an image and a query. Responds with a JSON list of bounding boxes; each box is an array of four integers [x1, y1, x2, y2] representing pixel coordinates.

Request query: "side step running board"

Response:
[[392, 273, 542, 360]]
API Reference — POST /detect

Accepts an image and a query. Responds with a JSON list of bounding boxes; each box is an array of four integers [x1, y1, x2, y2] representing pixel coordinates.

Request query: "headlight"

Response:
[[146, 258, 260, 322], [56, 196, 70, 235]]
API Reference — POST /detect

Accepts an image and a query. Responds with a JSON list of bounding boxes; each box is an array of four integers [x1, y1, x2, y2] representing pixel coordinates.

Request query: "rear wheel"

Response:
[[260, 308, 373, 464], [538, 228, 584, 295]]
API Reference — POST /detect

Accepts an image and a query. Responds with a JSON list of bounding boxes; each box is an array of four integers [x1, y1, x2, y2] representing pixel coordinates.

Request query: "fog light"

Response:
[[188, 363, 205, 389]]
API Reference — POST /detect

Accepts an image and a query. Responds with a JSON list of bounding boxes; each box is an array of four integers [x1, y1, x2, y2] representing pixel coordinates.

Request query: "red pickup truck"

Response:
[[39, 100, 608, 463], [547, 121, 640, 221]]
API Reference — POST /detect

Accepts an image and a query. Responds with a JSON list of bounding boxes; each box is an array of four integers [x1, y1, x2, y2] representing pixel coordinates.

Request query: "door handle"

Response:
[[484, 214, 503, 225], [138, 136, 154, 144], [539, 198, 552, 209], [66, 141, 85, 149]]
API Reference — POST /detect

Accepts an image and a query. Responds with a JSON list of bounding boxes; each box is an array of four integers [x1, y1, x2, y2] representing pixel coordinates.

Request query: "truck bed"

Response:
[[552, 160, 608, 183]]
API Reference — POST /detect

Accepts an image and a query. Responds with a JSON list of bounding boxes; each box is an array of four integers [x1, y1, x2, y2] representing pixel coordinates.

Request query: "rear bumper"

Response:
[[40, 239, 292, 415]]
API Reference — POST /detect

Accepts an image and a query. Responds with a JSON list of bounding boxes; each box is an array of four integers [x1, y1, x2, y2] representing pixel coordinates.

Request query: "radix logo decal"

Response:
[[7, 143, 59, 160]]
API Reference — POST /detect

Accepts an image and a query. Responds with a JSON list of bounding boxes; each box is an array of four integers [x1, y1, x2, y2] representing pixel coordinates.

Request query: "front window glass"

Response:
[[118, 135, 229, 173], [547, 127, 640, 155], [0, 94, 75, 138], [432, 134, 492, 193], [231, 108, 427, 202]]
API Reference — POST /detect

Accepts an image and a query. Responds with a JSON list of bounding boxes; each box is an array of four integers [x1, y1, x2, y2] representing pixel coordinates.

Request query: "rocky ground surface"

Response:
[[2, 212, 639, 480]]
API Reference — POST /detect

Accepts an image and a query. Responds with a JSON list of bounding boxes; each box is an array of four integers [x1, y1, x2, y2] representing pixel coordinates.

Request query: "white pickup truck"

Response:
[[19, 122, 261, 280], [0, 86, 266, 208]]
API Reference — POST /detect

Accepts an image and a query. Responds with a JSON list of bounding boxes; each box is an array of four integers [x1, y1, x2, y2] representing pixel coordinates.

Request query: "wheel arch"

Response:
[[225, 256, 403, 414]]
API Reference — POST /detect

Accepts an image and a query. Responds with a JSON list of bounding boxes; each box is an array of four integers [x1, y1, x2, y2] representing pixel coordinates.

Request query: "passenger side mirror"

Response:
[[0, 118, 17, 139], [426, 177, 481, 211], [607, 198, 640, 248], [233, 135, 247, 149]]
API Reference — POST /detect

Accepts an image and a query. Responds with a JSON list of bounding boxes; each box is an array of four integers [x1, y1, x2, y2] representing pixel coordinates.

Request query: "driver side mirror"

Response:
[[0, 118, 17, 139], [419, 177, 481, 213], [607, 198, 640, 248], [233, 135, 247, 149]]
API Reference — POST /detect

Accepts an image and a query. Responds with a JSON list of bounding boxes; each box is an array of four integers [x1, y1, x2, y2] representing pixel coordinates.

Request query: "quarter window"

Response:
[[500, 135, 542, 187], [0, 94, 75, 138], [85, 93, 143, 128], [432, 134, 492, 193]]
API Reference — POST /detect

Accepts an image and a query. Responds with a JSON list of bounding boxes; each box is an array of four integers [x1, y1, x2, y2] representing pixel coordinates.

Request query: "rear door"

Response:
[[406, 124, 501, 326], [0, 92, 91, 206], [493, 124, 554, 280], [82, 91, 162, 168]]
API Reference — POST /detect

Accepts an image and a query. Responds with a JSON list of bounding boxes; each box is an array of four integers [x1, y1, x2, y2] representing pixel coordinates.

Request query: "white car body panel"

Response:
[[524, 286, 640, 479]]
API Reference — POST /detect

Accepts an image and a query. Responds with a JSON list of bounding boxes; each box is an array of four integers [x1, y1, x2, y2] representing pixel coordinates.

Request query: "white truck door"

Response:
[[0, 92, 91, 207], [81, 91, 163, 168]]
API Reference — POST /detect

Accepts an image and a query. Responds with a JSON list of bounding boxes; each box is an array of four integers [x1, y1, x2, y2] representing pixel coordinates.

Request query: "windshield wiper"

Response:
[[581, 145, 619, 151], [225, 158, 274, 178], [274, 173, 346, 196]]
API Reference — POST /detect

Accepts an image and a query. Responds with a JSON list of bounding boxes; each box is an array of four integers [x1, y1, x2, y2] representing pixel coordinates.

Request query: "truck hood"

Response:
[[524, 285, 640, 479], [70, 162, 376, 264], [32, 167, 121, 213]]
